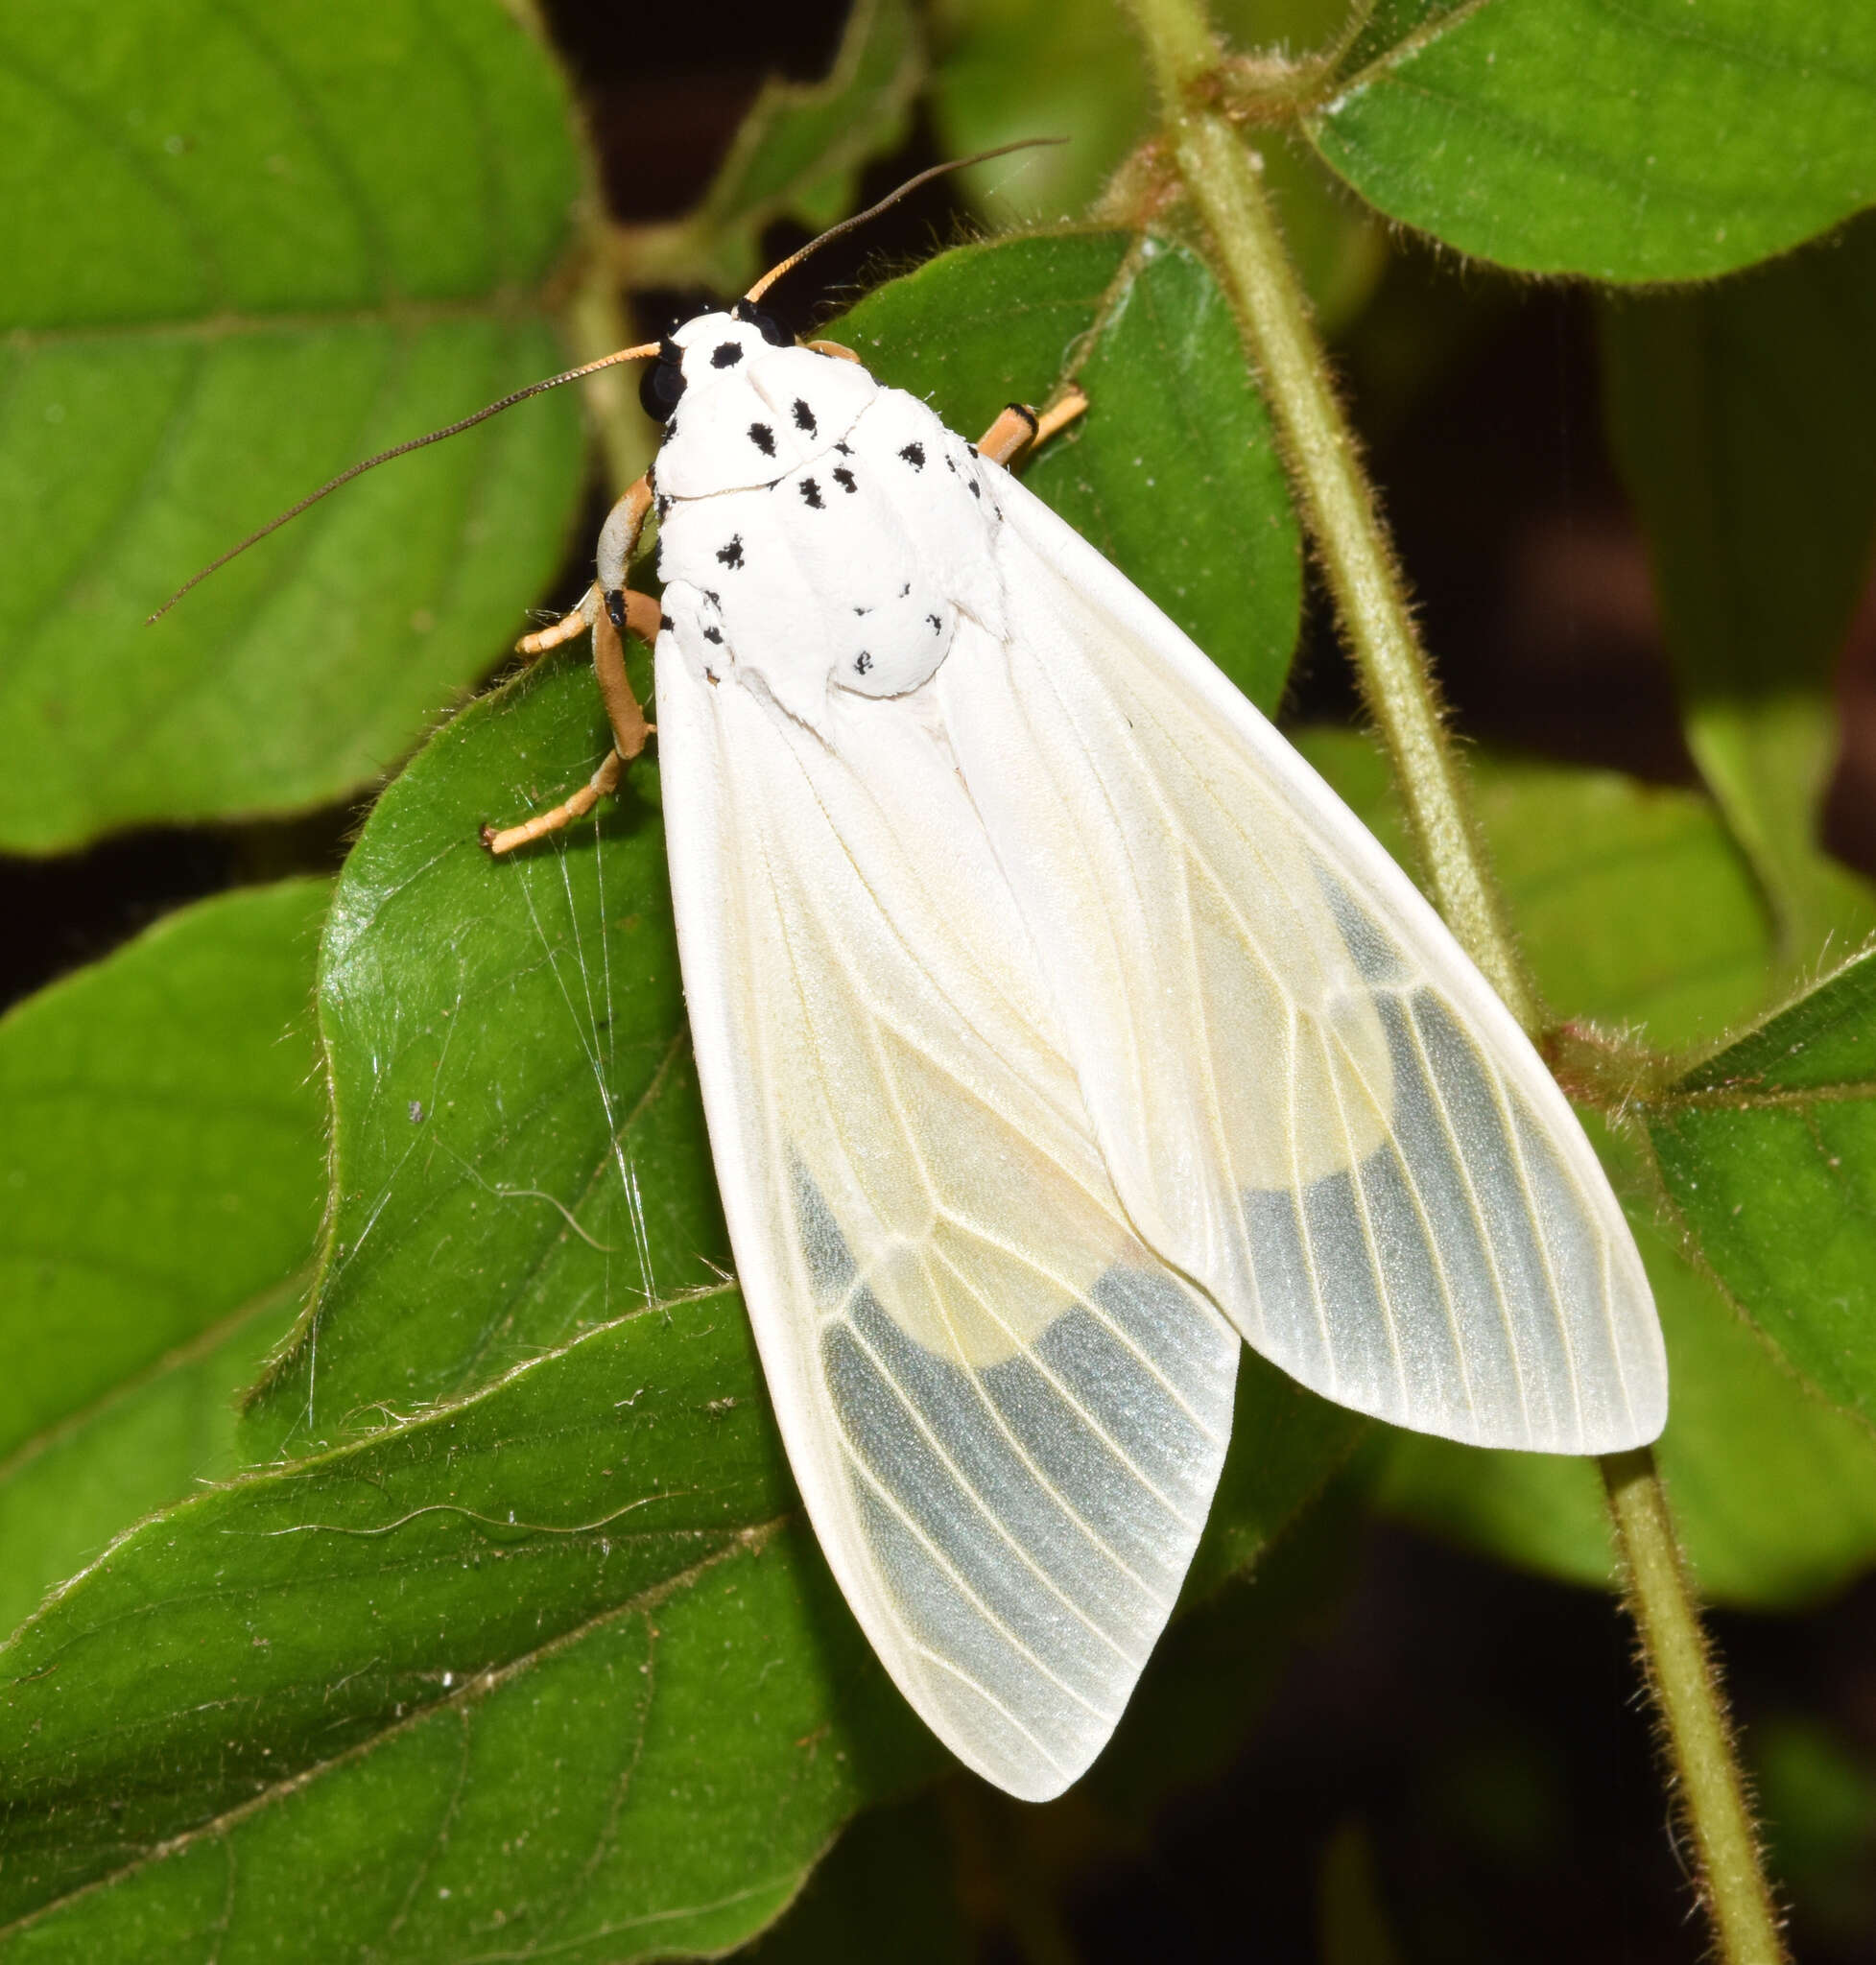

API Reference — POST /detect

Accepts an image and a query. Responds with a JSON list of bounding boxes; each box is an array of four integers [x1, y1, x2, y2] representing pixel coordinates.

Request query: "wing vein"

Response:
[[1316, 1013, 1413, 1412], [910, 1645, 1075, 1782]]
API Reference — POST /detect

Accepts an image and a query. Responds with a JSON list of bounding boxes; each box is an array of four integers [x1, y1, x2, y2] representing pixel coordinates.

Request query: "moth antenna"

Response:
[[149, 341, 661, 623], [743, 137, 1067, 307]]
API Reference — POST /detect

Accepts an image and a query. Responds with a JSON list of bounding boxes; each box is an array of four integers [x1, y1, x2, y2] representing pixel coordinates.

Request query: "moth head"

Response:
[[638, 302, 794, 425]]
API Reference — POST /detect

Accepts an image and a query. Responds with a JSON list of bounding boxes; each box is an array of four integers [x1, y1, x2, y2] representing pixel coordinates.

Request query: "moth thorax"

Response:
[[653, 324, 880, 500]]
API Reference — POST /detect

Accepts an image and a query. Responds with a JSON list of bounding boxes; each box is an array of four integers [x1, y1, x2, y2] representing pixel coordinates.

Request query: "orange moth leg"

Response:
[[516, 586, 599, 658], [978, 384, 1089, 465], [481, 746, 625, 855], [483, 601, 658, 854]]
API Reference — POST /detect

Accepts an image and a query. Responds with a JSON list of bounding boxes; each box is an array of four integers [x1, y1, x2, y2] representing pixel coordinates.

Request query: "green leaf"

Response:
[[0, 1279, 303, 1647], [620, 0, 923, 296], [0, 881, 329, 1633], [1641, 948, 1876, 1435], [1752, 1716, 1876, 1950], [243, 660, 727, 1459], [0, 1293, 939, 1958], [1309, 0, 1876, 281], [933, 0, 1386, 328], [0, 0, 586, 852], [0, 783, 1357, 1953], [839, 230, 1303, 713], [1601, 211, 1876, 964]]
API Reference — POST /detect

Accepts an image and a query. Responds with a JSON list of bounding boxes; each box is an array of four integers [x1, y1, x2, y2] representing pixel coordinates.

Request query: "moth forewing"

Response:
[[938, 475, 1668, 1457], [657, 613, 1239, 1802]]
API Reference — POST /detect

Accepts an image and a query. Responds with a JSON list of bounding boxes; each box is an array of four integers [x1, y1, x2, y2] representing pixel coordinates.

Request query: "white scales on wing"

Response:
[[650, 309, 1666, 1799]]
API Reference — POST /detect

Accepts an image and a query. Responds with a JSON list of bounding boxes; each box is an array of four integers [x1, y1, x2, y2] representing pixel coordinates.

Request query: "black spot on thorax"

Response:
[[712, 343, 743, 367]]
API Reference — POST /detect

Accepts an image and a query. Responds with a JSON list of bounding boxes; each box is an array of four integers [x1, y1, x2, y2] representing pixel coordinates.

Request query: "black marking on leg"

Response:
[[899, 441, 925, 470], [799, 478, 822, 509], [748, 422, 775, 457], [717, 536, 745, 569], [655, 493, 672, 520], [793, 399, 817, 434], [659, 611, 674, 632], [712, 342, 744, 367], [832, 466, 857, 494], [1008, 403, 1038, 433], [605, 590, 627, 628]]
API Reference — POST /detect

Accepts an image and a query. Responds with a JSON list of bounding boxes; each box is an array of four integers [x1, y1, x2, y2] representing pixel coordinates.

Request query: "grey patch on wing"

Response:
[[791, 1160, 857, 1303], [1313, 858, 1412, 986], [1239, 984, 1598, 1445], [795, 1159, 1236, 1777], [828, 1291, 1159, 1654], [822, 1307, 1135, 1699]]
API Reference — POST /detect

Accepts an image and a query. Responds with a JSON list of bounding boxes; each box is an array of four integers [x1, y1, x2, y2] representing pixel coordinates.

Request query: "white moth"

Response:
[[481, 288, 1669, 1803], [169, 197, 1667, 1803]]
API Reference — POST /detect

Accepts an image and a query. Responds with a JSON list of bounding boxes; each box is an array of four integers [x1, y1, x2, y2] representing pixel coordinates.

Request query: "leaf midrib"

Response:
[[4, 291, 558, 350]]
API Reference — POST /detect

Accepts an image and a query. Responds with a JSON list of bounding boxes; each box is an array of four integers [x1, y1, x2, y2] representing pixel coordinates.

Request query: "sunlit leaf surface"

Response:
[[1311, 0, 1876, 280], [0, 882, 328, 1635], [0, 0, 586, 850]]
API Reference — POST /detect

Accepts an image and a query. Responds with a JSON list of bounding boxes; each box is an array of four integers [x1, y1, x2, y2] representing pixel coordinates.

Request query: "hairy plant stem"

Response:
[[1125, 0, 1537, 1032], [1604, 1451, 1787, 1962], [1118, 2, 1786, 1958]]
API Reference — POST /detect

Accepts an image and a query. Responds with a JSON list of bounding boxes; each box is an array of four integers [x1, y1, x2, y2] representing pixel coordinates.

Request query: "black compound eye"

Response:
[[639, 355, 687, 423], [733, 296, 791, 346]]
